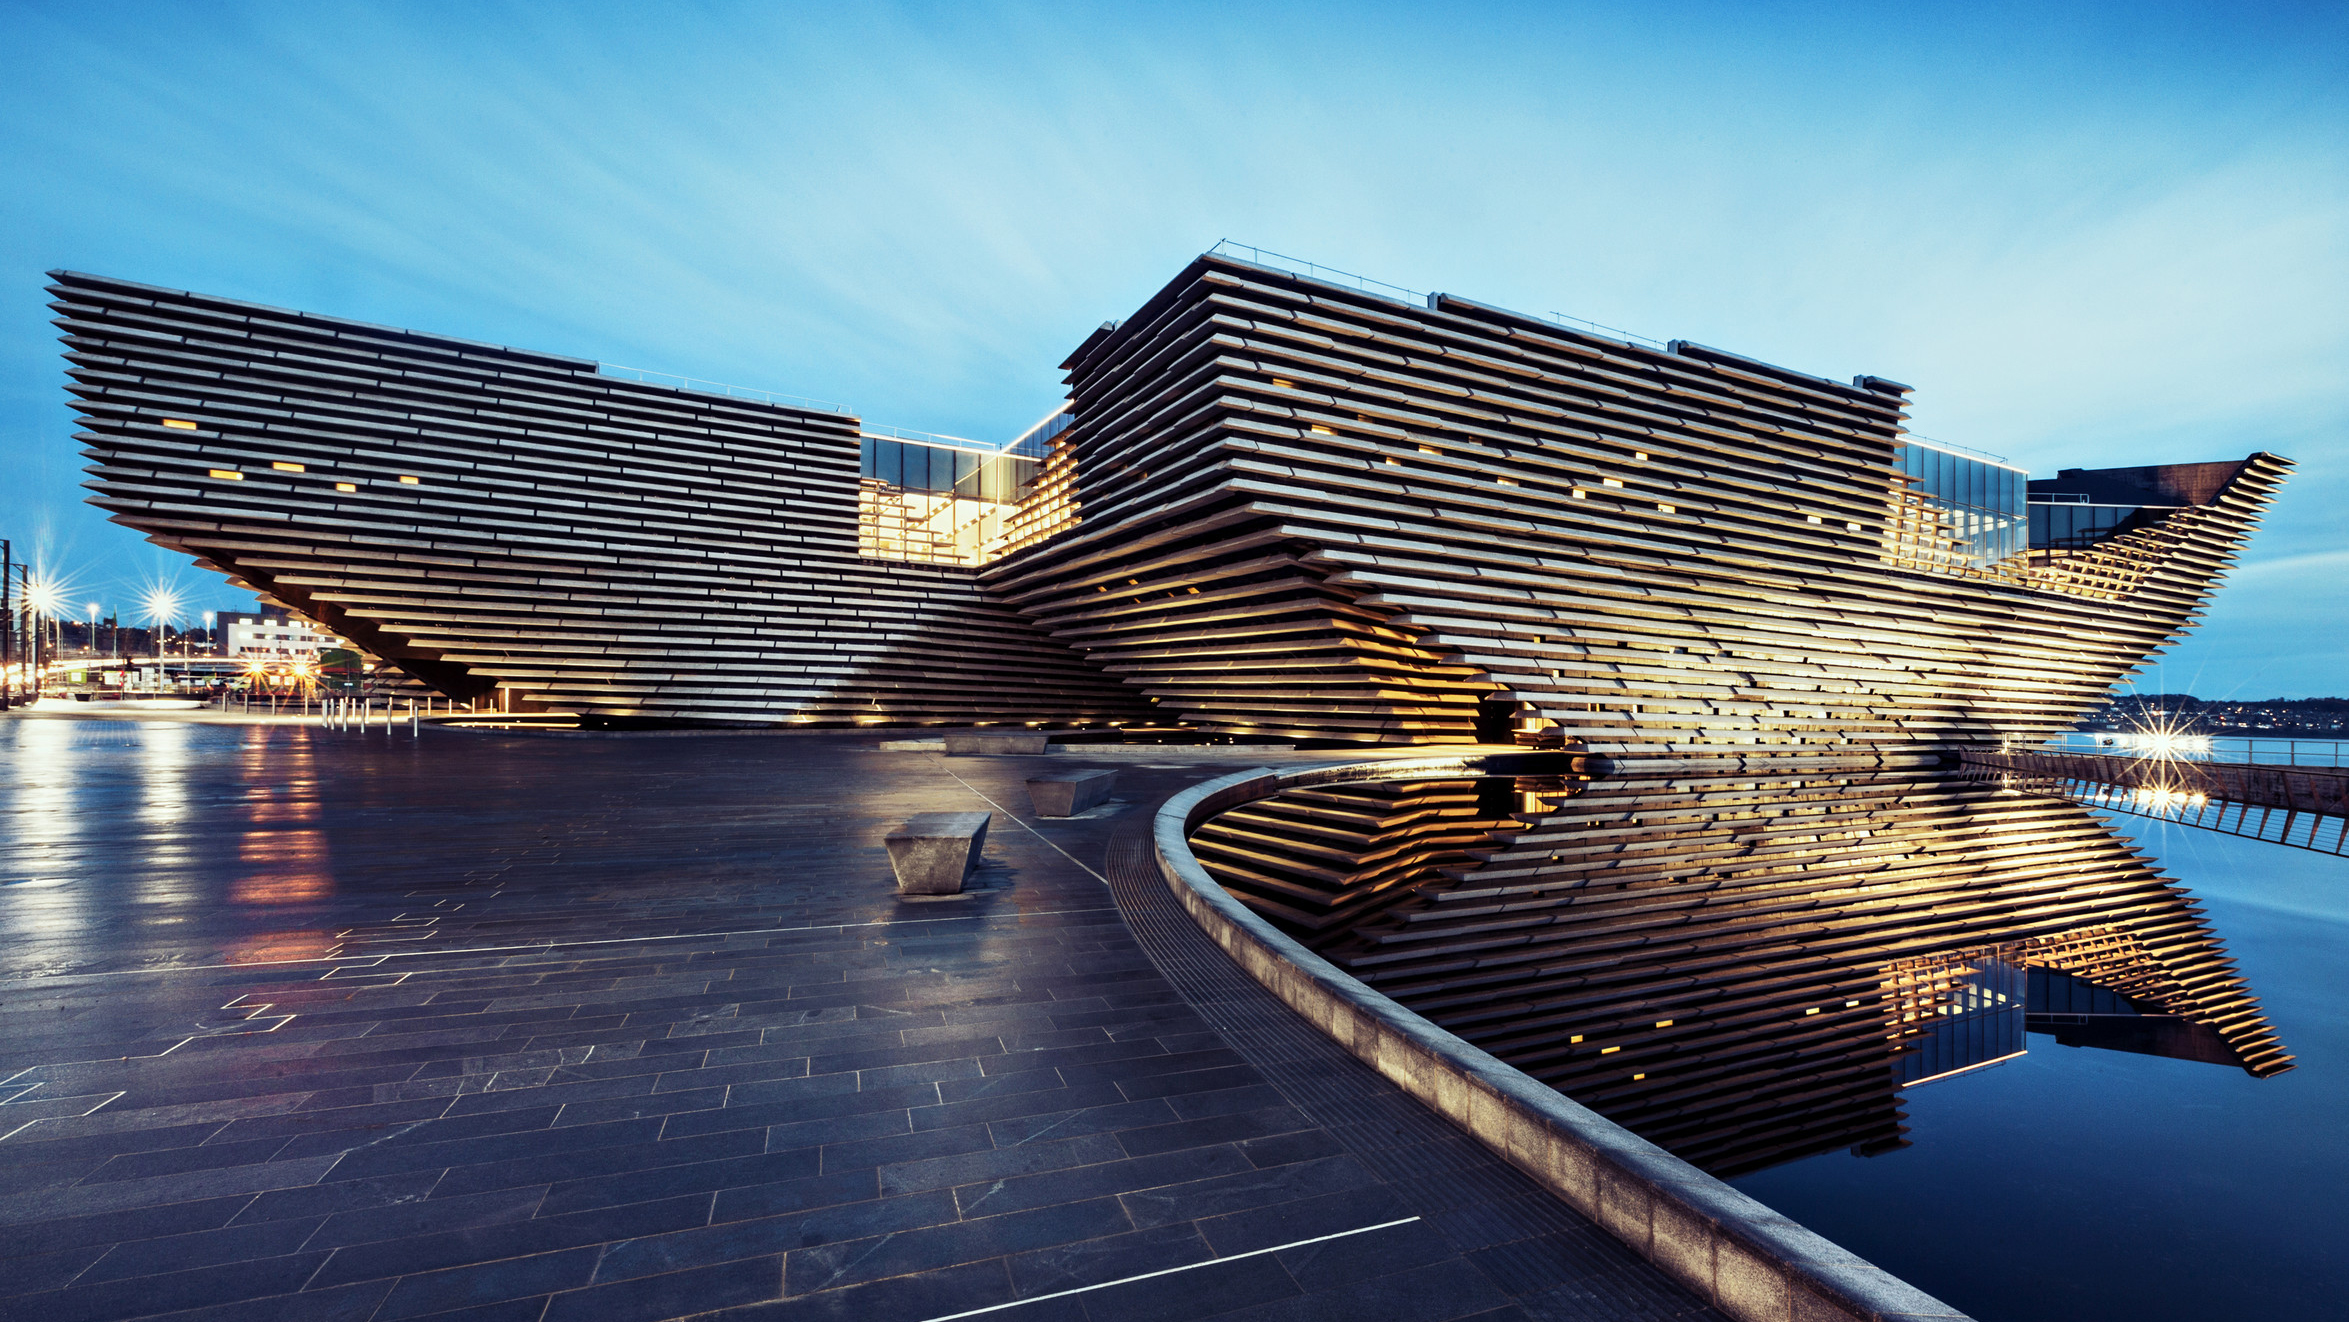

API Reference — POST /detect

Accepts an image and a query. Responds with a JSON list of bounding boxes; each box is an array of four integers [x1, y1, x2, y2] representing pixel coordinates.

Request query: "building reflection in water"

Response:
[[1193, 764, 2294, 1178], [221, 728, 340, 963], [133, 718, 197, 904], [230, 731, 332, 906]]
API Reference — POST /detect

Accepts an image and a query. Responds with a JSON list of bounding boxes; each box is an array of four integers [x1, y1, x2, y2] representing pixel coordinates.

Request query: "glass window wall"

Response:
[[1893, 442, 2028, 573]]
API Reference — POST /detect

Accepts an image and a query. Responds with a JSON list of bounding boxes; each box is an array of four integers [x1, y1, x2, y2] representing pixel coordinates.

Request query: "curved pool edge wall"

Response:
[[1153, 751, 1972, 1322]]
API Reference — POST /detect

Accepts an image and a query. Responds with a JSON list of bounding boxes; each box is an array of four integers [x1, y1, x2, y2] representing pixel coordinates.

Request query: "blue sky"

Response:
[[2, 0, 2340, 695]]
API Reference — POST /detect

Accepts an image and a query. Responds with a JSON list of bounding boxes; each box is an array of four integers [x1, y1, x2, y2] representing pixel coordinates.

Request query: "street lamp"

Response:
[[24, 573, 64, 698], [141, 585, 183, 673]]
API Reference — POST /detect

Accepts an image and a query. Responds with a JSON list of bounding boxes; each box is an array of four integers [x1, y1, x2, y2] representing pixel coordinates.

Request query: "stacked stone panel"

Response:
[[51, 271, 1146, 726], [981, 255, 2289, 749]]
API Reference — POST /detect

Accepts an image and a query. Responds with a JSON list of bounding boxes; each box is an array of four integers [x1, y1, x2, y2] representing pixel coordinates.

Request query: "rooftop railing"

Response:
[[1207, 240, 1426, 306], [1900, 433, 2016, 467], [1208, 238, 1671, 352], [859, 422, 1001, 453], [597, 363, 848, 415]]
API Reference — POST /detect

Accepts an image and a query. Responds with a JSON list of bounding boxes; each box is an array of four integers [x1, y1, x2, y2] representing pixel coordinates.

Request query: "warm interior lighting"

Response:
[[1807, 514, 1824, 524], [161, 418, 197, 430], [1655, 1019, 1674, 1028], [272, 461, 305, 472], [1309, 425, 1333, 435], [334, 482, 357, 492], [1571, 489, 1587, 500], [1270, 377, 1294, 389], [1600, 1046, 1620, 1055], [1657, 503, 1676, 514], [1633, 451, 1649, 462], [1496, 476, 1518, 486], [1418, 444, 1440, 455], [209, 469, 243, 480], [1602, 477, 1624, 488], [398, 475, 420, 484]]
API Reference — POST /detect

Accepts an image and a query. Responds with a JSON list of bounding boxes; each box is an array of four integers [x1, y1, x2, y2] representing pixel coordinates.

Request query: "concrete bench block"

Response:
[[943, 730, 1050, 756], [886, 811, 991, 895], [1026, 768, 1117, 817]]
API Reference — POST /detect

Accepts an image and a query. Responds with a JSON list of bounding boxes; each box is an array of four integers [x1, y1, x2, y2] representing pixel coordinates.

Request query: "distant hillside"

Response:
[[2077, 694, 2348, 736]]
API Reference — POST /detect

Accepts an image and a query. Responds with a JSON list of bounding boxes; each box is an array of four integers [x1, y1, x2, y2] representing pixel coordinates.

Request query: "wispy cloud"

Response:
[[0, 1, 2340, 687]]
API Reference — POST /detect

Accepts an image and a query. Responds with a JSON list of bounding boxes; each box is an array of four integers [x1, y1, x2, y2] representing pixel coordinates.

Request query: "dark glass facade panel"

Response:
[[2029, 501, 2173, 551], [859, 436, 1038, 504], [1898, 953, 2027, 1085], [1895, 442, 2028, 571]]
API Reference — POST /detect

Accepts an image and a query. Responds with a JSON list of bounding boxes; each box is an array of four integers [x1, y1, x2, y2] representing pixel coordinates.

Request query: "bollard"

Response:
[[410, 699, 418, 737]]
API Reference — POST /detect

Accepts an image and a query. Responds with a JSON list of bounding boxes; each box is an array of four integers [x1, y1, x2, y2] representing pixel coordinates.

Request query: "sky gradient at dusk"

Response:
[[2, 0, 2340, 693]]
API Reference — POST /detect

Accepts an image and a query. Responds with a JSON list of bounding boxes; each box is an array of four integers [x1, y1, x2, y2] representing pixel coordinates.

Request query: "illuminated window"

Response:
[[1270, 377, 1294, 389], [1602, 476, 1624, 488], [1633, 450, 1649, 462], [334, 482, 357, 492], [1496, 476, 1518, 486], [398, 475, 420, 484], [1806, 514, 1823, 524], [1309, 425, 1333, 436], [272, 461, 305, 472], [162, 418, 198, 430], [208, 469, 243, 480], [1657, 503, 1676, 513], [1571, 489, 1587, 500], [1417, 444, 1440, 455]]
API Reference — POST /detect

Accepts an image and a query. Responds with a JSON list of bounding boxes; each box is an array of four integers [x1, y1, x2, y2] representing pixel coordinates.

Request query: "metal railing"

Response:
[[1207, 240, 1425, 305], [1208, 239, 1672, 353], [597, 363, 847, 415], [1900, 433, 2015, 466], [1003, 404, 1072, 458], [859, 422, 1005, 454], [2042, 730, 2348, 769], [1540, 311, 1667, 351]]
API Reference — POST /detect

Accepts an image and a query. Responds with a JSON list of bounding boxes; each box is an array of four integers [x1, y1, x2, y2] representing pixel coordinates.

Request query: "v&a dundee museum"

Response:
[[5, 249, 2335, 1322]]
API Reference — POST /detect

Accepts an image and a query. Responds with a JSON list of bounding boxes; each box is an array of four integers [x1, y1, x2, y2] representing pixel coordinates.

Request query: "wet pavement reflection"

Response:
[[1193, 763, 2342, 1319], [0, 718, 1729, 1322]]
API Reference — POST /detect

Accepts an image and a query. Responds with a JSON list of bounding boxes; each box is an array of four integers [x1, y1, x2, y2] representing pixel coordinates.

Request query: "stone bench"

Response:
[[885, 811, 991, 895], [943, 730, 1051, 756], [1026, 768, 1118, 818]]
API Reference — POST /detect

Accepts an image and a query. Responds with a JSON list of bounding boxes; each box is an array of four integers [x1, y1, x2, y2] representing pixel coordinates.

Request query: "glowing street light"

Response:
[[23, 575, 62, 618], [140, 585, 184, 660]]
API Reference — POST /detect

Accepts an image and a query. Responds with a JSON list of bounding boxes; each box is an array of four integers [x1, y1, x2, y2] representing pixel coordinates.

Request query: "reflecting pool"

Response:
[[1730, 822, 2348, 1321], [1193, 765, 2346, 1318]]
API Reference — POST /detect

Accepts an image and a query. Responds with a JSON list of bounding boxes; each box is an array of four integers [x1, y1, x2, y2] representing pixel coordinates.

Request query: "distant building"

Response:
[[223, 613, 332, 659]]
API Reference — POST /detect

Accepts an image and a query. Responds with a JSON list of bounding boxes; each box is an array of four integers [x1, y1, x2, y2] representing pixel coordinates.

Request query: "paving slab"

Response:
[[0, 717, 1722, 1321]]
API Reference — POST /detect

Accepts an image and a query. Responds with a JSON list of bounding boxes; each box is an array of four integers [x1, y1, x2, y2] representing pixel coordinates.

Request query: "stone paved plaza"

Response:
[[0, 715, 1721, 1322]]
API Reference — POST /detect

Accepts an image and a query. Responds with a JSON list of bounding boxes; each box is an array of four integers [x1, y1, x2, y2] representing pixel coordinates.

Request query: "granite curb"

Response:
[[1151, 753, 1975, 1322]]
